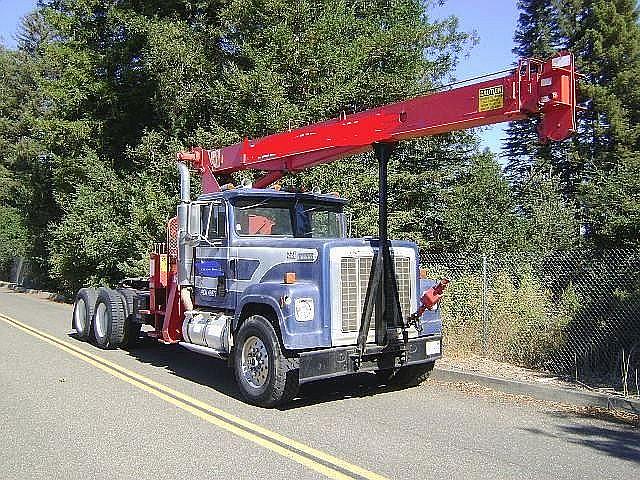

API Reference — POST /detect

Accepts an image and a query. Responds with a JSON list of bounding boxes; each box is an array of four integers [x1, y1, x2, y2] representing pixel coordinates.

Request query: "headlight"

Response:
[[294, 298, 314, 322]]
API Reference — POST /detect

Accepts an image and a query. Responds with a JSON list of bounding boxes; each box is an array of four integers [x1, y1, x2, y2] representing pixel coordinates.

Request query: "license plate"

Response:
[[426, 340, 441, 356]]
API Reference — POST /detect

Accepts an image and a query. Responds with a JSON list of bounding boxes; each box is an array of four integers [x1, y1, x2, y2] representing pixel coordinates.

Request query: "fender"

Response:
[[235, 282, 330, 349]]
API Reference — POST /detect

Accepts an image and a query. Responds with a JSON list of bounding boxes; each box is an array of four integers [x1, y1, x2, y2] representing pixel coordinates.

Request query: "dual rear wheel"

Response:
[[72, 287, 140, 349]]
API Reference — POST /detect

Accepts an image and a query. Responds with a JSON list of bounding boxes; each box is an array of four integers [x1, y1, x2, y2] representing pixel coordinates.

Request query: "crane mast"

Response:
[[178, 52, 577, 192]]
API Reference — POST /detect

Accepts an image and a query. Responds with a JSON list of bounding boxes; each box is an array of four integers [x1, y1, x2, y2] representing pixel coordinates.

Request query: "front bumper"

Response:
[[298, 335, 442, 384]]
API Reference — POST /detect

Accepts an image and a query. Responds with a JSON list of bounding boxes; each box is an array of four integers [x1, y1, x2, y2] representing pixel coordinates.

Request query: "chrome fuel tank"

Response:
[[182, 311, 232, 353]]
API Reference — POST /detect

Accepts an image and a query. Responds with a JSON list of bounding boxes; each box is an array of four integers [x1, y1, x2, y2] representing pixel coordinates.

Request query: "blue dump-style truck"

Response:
[[72, 173, 444, 407]]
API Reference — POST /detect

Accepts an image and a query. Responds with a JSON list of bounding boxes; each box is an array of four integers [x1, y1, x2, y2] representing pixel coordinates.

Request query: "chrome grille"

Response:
[[340, 255, 413, 333], [340, 258, 359, 333]]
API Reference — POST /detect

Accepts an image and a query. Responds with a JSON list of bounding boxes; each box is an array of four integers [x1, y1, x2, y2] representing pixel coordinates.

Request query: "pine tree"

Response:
[[503, 0, 565, 192], [5, 0, 476, 290], [501, 0, 580, 250], [559, 0, 640, 246], [440, 152, 525, 254], [15, 10, 51, 55]]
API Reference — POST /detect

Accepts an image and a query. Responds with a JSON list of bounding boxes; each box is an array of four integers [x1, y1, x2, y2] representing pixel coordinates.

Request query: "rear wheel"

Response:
[[72, 288, 96, 340], [92, 287, 126, 349], [233, 315, 299, 407], [117, 288, 141, 347]]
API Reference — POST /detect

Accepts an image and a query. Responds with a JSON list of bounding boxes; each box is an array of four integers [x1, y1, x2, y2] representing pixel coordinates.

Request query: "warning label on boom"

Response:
[[478, 85, 504, 112]]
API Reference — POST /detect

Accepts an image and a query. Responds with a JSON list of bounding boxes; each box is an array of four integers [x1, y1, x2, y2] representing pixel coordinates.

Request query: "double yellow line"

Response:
[[0, 313, 388, 480]]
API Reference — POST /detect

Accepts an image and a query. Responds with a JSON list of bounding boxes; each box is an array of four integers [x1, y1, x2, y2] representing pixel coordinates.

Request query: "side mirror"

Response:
[[188, 203, 201, 239]]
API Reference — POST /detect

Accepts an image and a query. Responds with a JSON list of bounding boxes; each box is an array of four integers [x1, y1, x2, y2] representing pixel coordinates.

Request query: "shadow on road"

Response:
[[76, 334, 404, 409], [522, 413, 640, 464]]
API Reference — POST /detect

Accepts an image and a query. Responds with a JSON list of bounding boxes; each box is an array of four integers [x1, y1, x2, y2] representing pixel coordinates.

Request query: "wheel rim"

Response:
[[95, 302, 108, 340], [241, 335, 269, 389], [73, 298, 86, 333]]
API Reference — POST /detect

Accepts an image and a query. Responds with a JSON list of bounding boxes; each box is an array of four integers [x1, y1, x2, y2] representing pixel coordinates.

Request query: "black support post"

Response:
[[357, 142, 404, 357]]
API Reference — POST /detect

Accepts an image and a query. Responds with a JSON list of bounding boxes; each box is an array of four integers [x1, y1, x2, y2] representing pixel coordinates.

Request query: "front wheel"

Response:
[[233, 315, 299, 407]]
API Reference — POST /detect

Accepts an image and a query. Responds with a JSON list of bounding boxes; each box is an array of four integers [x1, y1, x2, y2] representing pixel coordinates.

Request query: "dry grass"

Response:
[[433, 379, 639, 427]]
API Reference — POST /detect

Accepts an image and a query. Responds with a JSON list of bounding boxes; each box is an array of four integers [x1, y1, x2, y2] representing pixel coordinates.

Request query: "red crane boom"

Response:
[[178, 52, 576, 191]]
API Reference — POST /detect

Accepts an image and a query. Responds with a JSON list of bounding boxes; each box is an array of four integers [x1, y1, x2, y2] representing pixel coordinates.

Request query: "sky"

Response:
[[0, 0, 520, 154], [431, 0, 520, 155]]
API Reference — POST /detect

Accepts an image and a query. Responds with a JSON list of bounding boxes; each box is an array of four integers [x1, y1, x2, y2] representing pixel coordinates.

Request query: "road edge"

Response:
[[0, 281, 66, 303], [433, 366, 640, 415]]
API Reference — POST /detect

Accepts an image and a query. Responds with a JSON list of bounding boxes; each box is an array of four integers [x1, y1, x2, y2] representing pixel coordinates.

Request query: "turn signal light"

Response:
[[419, 268, 428, 279], [284, 272, 296, 284]]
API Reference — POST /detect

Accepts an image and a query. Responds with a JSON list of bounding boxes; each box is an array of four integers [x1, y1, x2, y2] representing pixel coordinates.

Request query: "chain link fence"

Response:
[[421, 249, 640, 393]]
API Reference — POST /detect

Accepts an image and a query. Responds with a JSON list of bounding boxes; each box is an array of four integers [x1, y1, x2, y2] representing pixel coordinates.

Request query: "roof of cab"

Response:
[[196, 188, 348, 204]]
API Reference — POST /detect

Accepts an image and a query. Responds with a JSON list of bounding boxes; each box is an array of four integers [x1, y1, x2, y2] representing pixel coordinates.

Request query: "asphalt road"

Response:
[[0, 287, 638, 480]]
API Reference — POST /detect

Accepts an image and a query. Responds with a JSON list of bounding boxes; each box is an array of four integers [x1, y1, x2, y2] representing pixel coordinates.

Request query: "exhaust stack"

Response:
[[176, 162, 193, 286]]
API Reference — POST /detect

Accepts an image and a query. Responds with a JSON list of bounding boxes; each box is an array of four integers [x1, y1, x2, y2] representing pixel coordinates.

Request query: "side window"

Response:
[[201, 203, 226, 241]]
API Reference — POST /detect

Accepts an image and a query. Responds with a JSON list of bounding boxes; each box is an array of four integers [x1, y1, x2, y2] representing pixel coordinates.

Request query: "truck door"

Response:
[[193, 200, 233, 309]]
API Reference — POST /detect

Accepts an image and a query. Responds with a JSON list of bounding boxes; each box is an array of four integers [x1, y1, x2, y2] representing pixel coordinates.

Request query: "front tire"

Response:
[[92, 287, 126, 349], [233, 315, 299, 407], [72, 288, 96, 340]]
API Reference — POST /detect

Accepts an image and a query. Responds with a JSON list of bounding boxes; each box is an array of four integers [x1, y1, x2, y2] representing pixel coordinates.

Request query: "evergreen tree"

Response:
[[559, 0, 640, 246], [518, 171, 580, 250], [439, 152, 525, 254], [16, 10, 52, 55], [0, 40, 57, 285], [503, 0, 565, 192], [501, 0, 580, 251], [3, 0, 475, 292]]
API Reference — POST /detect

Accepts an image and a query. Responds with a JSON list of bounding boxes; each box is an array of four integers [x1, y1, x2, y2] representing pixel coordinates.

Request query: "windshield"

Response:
[[233, 197, 345, 238]]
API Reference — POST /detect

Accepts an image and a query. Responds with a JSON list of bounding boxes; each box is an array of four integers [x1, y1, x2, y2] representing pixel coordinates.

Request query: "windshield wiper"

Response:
[[236, 198, 272, 210]]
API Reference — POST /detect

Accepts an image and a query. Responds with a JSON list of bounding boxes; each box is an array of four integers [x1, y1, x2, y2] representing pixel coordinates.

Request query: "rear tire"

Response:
[[72, 288, 96, 340], [233, 315, 299, 407], [117, 288, 141, 347], [92, 287, 126, 349]]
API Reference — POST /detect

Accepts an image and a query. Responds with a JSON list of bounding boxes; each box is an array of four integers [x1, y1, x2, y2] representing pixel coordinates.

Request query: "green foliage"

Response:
[[1, 0, 479, 290], [438, 272, 484, 353], [559, 0, 640, 246], [581, 153, 640, 247], [440, 153, 525, 254], [438, 262, 577, 369], [0, 206, 28, 277], [49, 151, 176, 295], [3, 0, 637, 298], [505, 0, 640, 249], [518, 172, 580, 250], [504, 0, 568, 193]]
